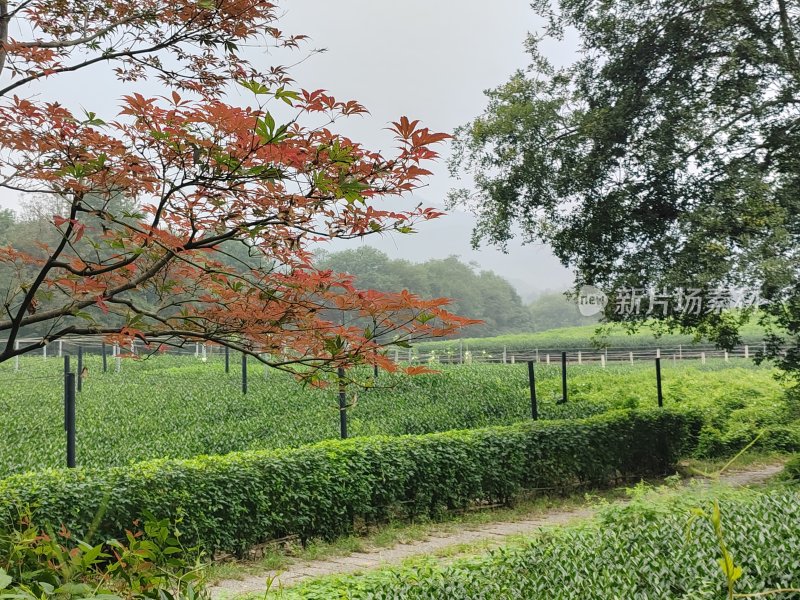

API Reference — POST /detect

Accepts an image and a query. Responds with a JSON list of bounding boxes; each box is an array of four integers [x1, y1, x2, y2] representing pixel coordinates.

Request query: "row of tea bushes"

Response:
[[275, 486, 800, 599], [0, 409, 701, 554]]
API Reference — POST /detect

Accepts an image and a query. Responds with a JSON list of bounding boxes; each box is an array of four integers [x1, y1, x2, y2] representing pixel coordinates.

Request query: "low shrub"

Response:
[[275, 488, 800, 599], [694, 423, 800, 458], [782, 454, 800, 482], [0, 409, 701, 555]]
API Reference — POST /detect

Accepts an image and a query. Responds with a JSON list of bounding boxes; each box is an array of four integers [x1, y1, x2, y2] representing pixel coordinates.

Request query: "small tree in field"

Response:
[[0, 0, 475, 376]]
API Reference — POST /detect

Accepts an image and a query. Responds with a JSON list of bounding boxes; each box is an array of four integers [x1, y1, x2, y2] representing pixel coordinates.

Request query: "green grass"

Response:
[[0, 353, 789, 478]]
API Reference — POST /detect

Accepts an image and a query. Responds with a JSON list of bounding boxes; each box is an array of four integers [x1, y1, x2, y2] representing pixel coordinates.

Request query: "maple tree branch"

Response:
[[4, 194, 81, 352], [0, 243, 176, 334], [13, 15, 139, 49], [0, 34, 180, 97], [0, 0, 8, 76]]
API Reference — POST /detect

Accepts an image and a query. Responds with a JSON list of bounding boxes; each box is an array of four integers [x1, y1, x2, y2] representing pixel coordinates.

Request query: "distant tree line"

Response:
[[317, 247, 595, 337], [0, 204, 594, 340]]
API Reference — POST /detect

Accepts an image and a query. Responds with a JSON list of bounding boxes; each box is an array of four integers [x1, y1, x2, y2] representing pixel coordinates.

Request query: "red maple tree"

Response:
[[0, 0, 477, 375]]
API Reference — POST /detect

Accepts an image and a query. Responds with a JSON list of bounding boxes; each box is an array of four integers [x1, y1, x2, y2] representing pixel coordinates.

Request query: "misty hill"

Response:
[[316, 247, 534, 337]]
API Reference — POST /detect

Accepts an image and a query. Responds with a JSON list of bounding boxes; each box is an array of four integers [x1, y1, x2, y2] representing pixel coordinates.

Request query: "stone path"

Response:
[[210, 463, 785, 598]]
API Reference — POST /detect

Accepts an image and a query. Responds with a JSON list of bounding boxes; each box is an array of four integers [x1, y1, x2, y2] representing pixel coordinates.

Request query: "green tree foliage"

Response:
[[0, 209, 13, 243], [451, 0, 800, 372], [529, 291, 599, 331], [317, 247, 533, 336]]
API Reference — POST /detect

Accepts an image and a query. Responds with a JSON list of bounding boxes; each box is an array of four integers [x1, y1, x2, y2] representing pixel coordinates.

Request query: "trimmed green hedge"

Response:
[[0, 409, 702, 555]]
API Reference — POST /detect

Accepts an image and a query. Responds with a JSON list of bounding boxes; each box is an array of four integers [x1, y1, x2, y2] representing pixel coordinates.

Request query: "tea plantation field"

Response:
[[0, 354, 793, 478], [414, 321, 768, 355]]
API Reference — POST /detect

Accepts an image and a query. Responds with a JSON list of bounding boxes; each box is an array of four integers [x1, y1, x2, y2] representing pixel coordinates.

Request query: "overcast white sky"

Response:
[[0, 0, 575, 298]]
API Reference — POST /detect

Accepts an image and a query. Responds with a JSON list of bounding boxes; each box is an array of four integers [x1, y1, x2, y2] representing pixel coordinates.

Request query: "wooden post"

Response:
[[546, 353, 550, 364], [502, 346, 507, 364], [744, 345, 749, 359], [14, 340, 19, 372], [58, 340, 63, 357], [724, 350, 729, 362], [701, 352, 706, 364], [629, 351, 634, 364], [578, 351, 582, 365], [656, 348, 661, 359], [510, 355, 515, 364], [601, 354, 606, 368]]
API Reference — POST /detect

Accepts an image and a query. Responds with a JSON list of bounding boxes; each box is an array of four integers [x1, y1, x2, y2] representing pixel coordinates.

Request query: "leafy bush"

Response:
[[0, 511, 207, 600], [0, 409, 701, 555], [782, 455, 800, 482], [694, 423, 800, 458], [275, 488, 800, 599]]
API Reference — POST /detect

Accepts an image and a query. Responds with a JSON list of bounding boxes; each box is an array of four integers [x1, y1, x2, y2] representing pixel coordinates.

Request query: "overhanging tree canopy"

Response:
[[0, 0, 477, 377], [451, 0, 800, 371]]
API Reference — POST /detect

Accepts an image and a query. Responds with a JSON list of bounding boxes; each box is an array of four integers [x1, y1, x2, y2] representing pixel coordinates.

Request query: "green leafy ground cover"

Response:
[[271, 483, 800, 599], [0, 355, 790, 477]]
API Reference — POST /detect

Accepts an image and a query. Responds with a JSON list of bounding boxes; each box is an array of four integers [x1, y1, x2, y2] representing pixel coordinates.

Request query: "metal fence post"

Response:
[[225, 346, 230, 373], [560, 351, 568, 404], [527, 361, 538, 420], [656, 357, 663, 408], [102, 342, 107, 373], [338, 366, 348, 439], [65, 372, 76, 468], [63, 355, 70, 431], [241, 353, 248, 394], [77, 346, 83, 393]]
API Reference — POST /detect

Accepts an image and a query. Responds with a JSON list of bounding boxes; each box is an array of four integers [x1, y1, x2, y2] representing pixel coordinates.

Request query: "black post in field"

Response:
[[560, 351, 568, 404], [101, 342, 107, 373], [225, 346, 230, 373], [527, 361, 538, 420], [65, 372, 76, 468], [338, 366, 348, 439], [63, 355, 70, 430], [77, 346, 83, 392], [656, 357, 663, 408], [241, 353, 248, 394], [373, 363, 379, 379]]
